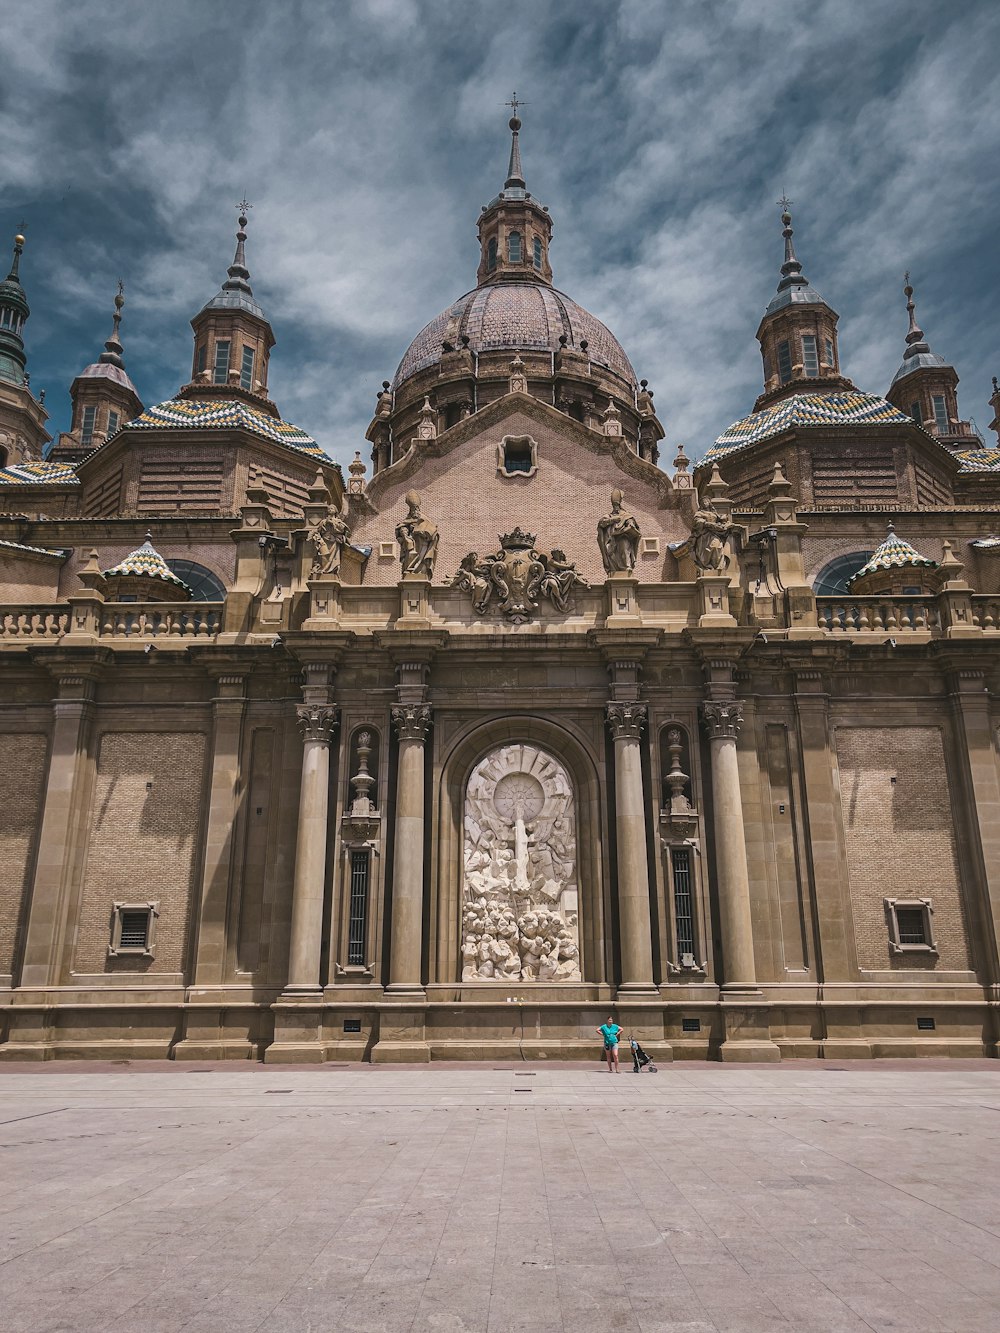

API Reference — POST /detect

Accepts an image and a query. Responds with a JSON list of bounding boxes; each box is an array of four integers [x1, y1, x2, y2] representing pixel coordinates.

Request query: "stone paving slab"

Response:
[[0, 1062, 998, 1331]]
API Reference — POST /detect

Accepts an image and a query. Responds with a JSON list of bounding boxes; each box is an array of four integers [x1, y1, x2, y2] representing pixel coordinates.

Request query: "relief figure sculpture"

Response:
[[461, 744, 582, 982]]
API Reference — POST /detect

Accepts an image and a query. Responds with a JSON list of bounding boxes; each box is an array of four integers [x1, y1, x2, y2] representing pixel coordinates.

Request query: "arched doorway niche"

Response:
[[431, 715, 610, 991]]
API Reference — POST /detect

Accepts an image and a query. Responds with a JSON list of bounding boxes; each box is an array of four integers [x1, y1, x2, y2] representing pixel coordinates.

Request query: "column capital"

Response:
[[605, 701, 647, 740], [391, 703, 433, 743], [296, 703, 339, 744], [701, 699, 744, 740]]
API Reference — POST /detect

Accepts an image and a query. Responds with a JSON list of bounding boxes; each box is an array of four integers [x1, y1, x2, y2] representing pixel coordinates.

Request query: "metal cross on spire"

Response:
[[776, 193, 792, 213], [116, 277, 125, 299], [504, 93, 527, 116], [236, 196, 253, 217]]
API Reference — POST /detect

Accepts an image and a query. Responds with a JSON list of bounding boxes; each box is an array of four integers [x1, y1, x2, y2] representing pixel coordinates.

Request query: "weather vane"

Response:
[[504, 92, 527, 116]]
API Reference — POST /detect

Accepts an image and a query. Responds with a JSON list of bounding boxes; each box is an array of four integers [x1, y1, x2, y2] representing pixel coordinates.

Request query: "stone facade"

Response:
[[0, 129, 999, 1063]]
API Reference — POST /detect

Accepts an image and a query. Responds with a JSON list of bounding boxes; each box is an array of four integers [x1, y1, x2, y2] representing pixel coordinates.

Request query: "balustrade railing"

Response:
[[98, 603, 222, 638], [815, 595, 940, 635], [0, 607, 71, 639], [971, 596, 1000, 631]]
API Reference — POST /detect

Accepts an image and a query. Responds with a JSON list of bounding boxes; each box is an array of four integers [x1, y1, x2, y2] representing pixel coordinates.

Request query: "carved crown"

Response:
[[499, 527, 536, 551]]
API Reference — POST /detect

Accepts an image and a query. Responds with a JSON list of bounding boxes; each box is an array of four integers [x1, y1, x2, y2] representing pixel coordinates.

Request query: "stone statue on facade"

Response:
[[309, 505, 352, 578], [691, 491, 733, 572], [451, 531, 587, 623], [460, 745, 582, 983], [597, 488, 641, 574], [396, 490, 439, 577]]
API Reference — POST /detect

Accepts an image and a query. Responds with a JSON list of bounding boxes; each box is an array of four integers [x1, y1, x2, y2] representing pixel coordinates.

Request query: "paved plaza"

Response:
[[1, 1062, 999, 1333]]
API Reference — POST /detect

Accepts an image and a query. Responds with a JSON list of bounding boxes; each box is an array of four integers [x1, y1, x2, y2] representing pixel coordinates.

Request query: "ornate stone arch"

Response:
[[431, 714, 610, 989]]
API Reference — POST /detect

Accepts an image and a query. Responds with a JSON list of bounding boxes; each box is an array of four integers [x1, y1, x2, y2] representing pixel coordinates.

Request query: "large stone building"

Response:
[[1, 116, 999, 1063]]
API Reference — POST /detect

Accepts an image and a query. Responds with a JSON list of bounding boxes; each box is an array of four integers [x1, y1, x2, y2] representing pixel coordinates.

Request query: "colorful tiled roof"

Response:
[[846, 526, 937, 586], [953, 447, 1000, 473], [102, 538, 191, 591], [0, 459, 79, 486], [125, 398, 326, 456], [708, 392, 914, 459], [970, 535, 1000, 549], [0, 537, 65, 557]]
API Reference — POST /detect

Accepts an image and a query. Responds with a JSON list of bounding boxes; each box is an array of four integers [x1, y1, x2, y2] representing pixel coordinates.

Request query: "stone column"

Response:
[[284, 699, 339, 992], [606, 702, 657, 994], [701, 700, 758, 990], [386, 703, 432, 995], [189, 672, 248, 987], [19, 669, 98, 991], [950, 670, 1000, 1011]]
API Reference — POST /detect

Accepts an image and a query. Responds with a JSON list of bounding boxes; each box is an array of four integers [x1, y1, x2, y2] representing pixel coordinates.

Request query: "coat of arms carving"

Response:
[[451, 528, 588, 623]]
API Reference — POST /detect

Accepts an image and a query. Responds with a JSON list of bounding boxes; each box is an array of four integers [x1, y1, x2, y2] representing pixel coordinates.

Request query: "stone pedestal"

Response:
[[385, 703, 432, 998], [397, 574, 433, 628], [605, 572, 642, 626], [606, 702, 657, 995], [302, 574, 342, 628], [697, 573, 736, 627]]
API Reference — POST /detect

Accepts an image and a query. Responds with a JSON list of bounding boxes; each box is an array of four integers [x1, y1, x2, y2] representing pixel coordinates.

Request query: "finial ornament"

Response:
[[776, 192, 793, 213], [901, 270, 930, 359], [503, 93, 527, 188]]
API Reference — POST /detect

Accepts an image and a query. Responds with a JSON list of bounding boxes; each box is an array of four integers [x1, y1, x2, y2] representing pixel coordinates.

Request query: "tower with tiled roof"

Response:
[[0, 230, 50, 469], [753, 202, 853, 410], [884, 273, 976, 450], [50, 283, 144, 465], [183, 201, 277, 414]]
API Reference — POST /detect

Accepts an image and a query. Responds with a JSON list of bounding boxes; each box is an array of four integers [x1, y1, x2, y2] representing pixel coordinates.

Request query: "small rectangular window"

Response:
[[81, 405, 97, 446], [107, 410, 120, 438], [762, 353, 772, 381], [108, 901, 159, 958], [343, 1018, 362, 1034], [197, 344, 207, 373], [347, 850, 370, 966], [932, 395, 949, 432], [910, 400, 923, 425], [916, 1016, 936, 1031], [671, 847, 696, 960], [681, 1018, 701, 1033], [885, 898, 936, 955], [240, 346, 255, 391], [801, 335, 819, 377], [824, 337, 834, 366], [533, 236, 542, 270], [777, 340, 792, 384], [213, 340, 231, 385], [499, 435, 537, 476]]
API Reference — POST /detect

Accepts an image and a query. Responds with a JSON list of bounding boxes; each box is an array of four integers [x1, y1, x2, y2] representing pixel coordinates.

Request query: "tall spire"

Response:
[[224, 198, 253, 298], [0, 228, 31, 387], [775, 195, 808, 295], [901, 271, 932, 361], [98, 280, 126, 369], [504, 93, 526, 189]]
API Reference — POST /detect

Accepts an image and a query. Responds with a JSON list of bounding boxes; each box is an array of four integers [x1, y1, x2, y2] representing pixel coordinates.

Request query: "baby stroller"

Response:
[[629, 1036, 657, 1073]]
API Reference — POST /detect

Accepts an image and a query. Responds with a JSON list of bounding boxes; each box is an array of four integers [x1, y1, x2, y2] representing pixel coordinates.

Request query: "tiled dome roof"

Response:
[[0, 459, 79, 486], [77, 361, 139, 395], [846, 527, 937, 586], [707, 392, 913, 460], [392, 283, 637, 391], [125, 397, 327, 457], [102, 537, 191, 591]]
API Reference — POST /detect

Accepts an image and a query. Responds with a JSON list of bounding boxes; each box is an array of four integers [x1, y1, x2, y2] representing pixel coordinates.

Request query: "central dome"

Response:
[[392, 282, 637, 393]]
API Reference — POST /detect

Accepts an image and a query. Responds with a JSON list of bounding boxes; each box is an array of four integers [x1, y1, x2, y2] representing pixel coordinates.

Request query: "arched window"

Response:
[[166, 559, 227, 601], [533, 236, 542, 270], [813, 552, 873, 595], [487, 238, 497, 271], [0, 444, 8, 469], [507, 231, 522, 263]]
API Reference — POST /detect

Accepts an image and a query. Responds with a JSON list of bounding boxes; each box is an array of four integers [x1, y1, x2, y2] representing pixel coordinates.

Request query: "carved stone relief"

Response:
[[451, 529, 588, 623], [462, 744, 581, 983]]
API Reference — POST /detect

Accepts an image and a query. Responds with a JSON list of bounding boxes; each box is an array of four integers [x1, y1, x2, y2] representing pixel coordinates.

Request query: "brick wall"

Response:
[[0, 733, 48, 976], [836, 725, 971, 971], [73, 731, 206, 975], [354, 408, 686, 586]]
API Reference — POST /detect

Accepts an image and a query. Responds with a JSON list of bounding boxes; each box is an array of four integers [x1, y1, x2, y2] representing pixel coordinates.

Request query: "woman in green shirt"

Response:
[[597, 1017, 622, 1072]]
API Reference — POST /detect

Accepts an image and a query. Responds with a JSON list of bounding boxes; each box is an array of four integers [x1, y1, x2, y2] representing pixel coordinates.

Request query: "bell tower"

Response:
[[0, 230, 50, 467], [885, 273, 973, 448], [476, 99, 553, 288], [754, 200, 853, 408]]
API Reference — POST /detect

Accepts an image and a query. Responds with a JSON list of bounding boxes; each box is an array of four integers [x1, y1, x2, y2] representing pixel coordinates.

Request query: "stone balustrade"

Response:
[[0, 607, 71, 638], [971, 596, 1000, 631], [816, 594, 941, 635]]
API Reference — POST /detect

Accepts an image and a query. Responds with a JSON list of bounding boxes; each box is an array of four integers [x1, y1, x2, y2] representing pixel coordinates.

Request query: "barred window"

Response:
[[81, 404, 97, 447], [108, 902, 159, 958], [107, 410, 120, 438], [533, 236, 542, 269], [507, 231, 522, 263], [671, 848, 696, 959], [801, 334, 819, 377], [213, 340, 231, 385], [885, 898, 936, 955], [932, 395, 949, 432], [348, 851, 370, 966], [777, 340, 792, 384], [240, 346, 255, 392]]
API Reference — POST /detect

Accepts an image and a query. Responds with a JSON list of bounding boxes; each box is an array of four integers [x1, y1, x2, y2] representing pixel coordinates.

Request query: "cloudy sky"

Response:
[[2, 0, 997, 470]]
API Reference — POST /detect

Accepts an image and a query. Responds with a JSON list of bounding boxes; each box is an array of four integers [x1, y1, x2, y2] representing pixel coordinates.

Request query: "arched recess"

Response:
[[432, 715, 609, 988], [812, 551, 873, 595]]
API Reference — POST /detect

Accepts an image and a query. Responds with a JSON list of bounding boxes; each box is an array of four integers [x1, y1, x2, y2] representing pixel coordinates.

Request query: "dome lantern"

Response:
[[476, 99, 553, 289]]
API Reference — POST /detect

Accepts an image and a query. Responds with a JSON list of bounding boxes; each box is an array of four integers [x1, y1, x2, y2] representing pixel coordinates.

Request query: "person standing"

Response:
[[597, 1016, 622, 1073]]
